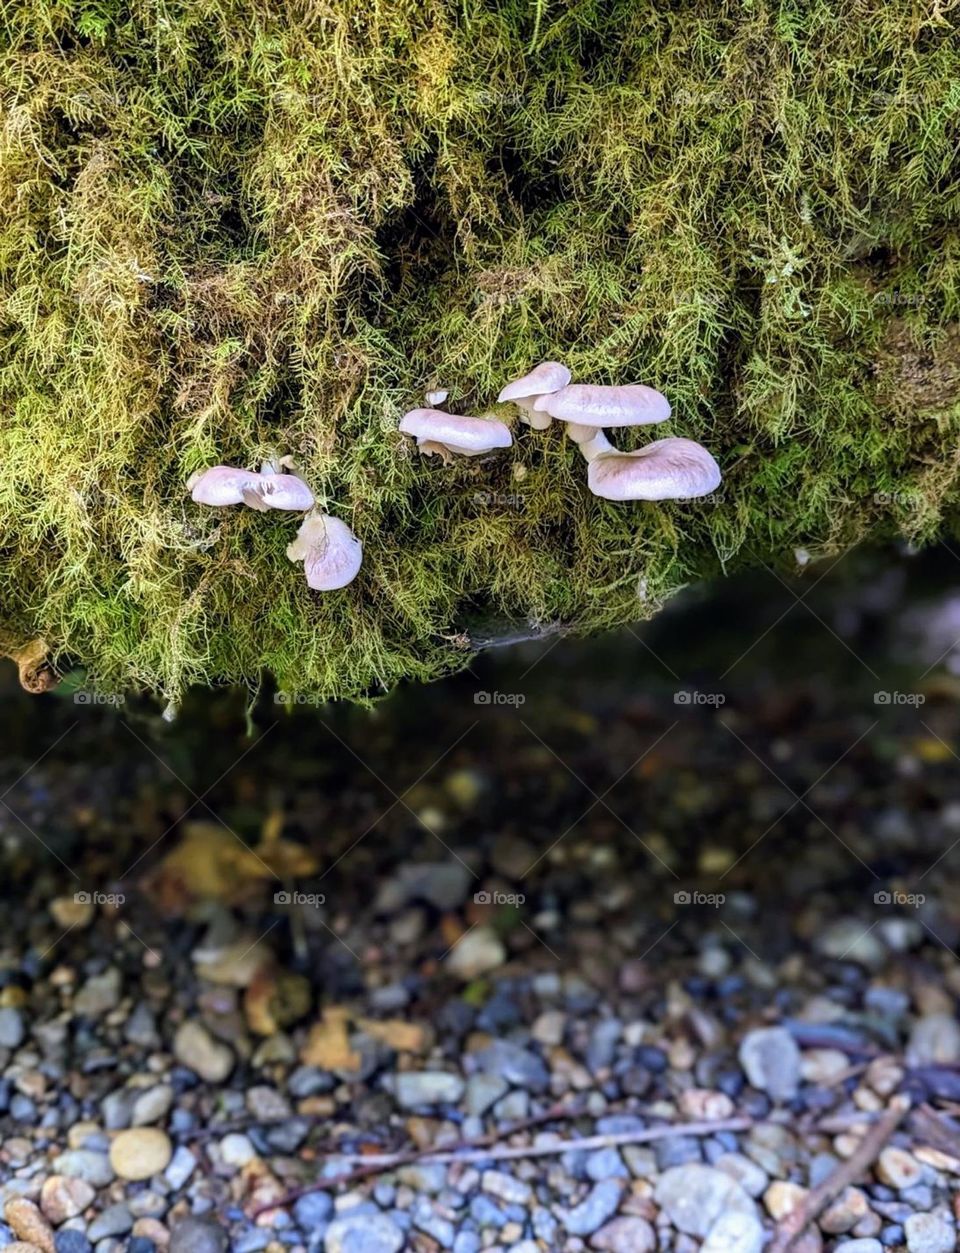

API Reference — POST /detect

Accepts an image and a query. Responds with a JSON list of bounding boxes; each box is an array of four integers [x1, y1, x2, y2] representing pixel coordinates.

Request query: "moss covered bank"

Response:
[[2, 0, 960, 701]]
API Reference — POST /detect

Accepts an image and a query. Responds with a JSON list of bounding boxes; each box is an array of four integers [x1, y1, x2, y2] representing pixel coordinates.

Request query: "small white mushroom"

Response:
[[189, 464, 314, 511], [188, 465, 263, 507], [399, 409, 513, 463], [286, 513, 362, 590], [425, 388, 449, 406], [586, 437, 722, 502], [533, 383, 671, 444], [498, 361, 571, 430], [249, 473, 315, 512]]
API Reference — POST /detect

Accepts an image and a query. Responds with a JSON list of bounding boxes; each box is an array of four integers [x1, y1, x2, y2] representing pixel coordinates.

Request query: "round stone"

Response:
[[324, 1213, 404, 1253], [169, 1217, 229, 1253], [173, 1021, 235, 1083], [109, 1128, 173, 1181], [40, 1175, 95, 1224]]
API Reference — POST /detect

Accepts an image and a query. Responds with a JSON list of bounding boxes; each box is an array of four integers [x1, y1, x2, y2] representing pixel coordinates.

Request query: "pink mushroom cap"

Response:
[[189, 465, 261, 506], [400, 409, 513, 455], [255, 473, 315, 511], [533, 383, 671, 427], [587, 437, 722, 502], [287, 514, 362, 590], [498, 361, 571, 406]]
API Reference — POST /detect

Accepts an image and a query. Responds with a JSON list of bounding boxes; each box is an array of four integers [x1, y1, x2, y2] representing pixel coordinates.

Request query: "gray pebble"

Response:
[[392, 1071, 464, 1108], [738, 1026, 801, 1101], [164, 1145, 197, 1190], [559, 1179, 623, 1236], [54, 1233, 93, 1253], [132, 1084, 174, 1126], [294, 1192, 333, 1230], [655, 1164, 757, 1238], [324, 1212, 405, 1253], [589, 1216, 656, 1252], [586, 1148, 628, 1181], [481, 1171, 531, 1206], [452, 1235, 481, 1253], [53, 1149, 115, 1187], [168, 1217, 229, 1253], [473, 1041, 548, 1092], [74, 967, 122, 1016], [411, 1196, 454, 1248], [904, 1211, 956, 1253], [87, 1204, 133, 1242], [0, 1008, 25, 1049], [465, 1073, 508, 1117], [701, 1211, 764, 1253], [906, 1013, 960, 1066], [124, 1003, 160, 1049]]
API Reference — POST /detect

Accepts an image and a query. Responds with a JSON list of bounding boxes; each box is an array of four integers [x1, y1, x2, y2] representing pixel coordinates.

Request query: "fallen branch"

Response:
[[768, 1095, 910, 1253], [253, 1111, 753, 1217]]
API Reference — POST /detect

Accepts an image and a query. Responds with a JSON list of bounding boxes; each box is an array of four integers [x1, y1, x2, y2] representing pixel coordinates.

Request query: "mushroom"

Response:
[[497, 361, 571, 430], [286, 513, 362, 590], [247, 473, 315, 512], [399, 409, 512, 464], [586, 436, 722, 501], [189, 464, 314, 511], [189, 465, 262, 507], [425, 388, 449, 406], [532, 383, 671, 446]]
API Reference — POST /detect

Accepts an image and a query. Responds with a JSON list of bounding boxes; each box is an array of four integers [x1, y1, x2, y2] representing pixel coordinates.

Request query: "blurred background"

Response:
[[2, 547, 960, 1251]]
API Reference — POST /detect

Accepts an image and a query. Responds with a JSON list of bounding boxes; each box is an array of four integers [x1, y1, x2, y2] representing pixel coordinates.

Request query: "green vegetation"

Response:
[[1, 0, 959, 702]]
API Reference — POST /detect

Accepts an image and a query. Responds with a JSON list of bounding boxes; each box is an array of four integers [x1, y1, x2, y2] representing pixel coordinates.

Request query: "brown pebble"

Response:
[[132, 1217, 170, 1247], [2, 1199, 55, 1253], [39, 1175, 95, 1224]]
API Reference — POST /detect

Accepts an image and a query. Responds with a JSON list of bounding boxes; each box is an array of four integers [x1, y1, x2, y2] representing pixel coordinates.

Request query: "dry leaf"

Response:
[[301, 1007, 361, 1071]]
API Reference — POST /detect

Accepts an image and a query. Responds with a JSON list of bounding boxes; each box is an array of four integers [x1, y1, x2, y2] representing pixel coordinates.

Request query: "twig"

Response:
[[768, 1095, 911, 1253], [252, 1112, 753, 1217]]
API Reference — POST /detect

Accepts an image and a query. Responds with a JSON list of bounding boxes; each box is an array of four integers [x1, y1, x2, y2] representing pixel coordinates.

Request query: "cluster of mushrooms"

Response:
[[188, 459, 362, 591], [401, 362, 721, 502], [187, 364, 721, 595]]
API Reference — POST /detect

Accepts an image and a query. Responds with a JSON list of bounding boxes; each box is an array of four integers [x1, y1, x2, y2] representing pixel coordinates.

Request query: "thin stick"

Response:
[[252, 1113, 752, 1217], [768, 1095, 910, 1253]]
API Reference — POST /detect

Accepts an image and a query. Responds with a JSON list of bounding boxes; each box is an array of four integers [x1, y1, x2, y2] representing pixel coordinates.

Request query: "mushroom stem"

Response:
[[569, 427, 614, 462]]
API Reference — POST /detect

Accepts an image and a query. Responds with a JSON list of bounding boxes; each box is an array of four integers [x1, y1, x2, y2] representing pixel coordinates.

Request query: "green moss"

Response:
[[1, 0, 960, 701]]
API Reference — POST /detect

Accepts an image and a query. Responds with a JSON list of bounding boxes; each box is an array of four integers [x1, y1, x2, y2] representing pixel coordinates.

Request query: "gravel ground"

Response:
[[1, 554, 960, 1252]]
